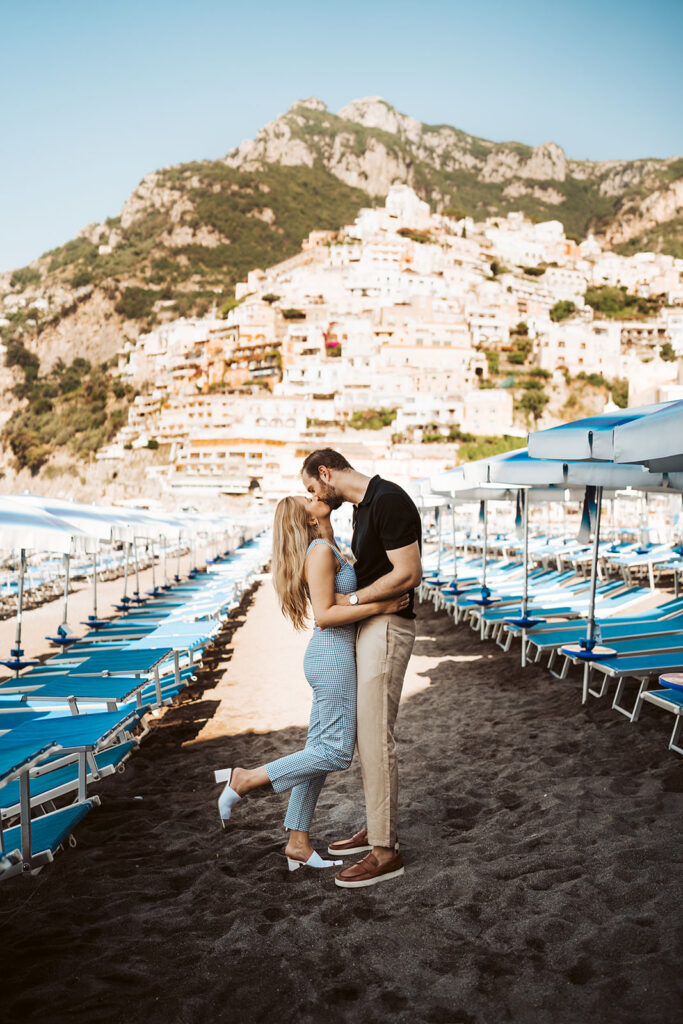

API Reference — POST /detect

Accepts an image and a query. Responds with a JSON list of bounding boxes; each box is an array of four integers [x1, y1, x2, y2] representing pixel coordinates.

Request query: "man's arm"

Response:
[[337, 541, 422, 606]]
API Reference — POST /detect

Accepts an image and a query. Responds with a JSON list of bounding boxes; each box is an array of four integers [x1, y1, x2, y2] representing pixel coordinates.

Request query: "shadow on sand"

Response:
[[0, 598, 681, 1024]]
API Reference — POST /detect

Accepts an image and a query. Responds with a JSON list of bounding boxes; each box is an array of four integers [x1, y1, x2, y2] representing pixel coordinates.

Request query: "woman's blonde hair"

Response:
[[272, 496, 320, 630]]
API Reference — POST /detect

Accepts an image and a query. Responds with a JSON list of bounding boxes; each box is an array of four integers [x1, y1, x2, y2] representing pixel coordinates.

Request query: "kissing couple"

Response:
[[215, 448, 422, 889]]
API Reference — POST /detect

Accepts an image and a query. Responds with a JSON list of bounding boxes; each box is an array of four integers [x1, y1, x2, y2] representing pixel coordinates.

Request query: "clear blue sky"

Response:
[[2, 0, 681, 273]]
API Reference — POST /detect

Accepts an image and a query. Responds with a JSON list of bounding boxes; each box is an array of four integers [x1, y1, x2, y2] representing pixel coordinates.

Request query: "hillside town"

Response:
[[84, 185, 683, 497]]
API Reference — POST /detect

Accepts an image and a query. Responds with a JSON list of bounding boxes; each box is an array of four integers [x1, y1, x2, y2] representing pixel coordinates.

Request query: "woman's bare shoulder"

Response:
[[304, 541, 336, 576]]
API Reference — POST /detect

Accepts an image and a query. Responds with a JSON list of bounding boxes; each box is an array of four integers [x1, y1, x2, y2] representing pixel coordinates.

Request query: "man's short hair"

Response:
[[301, 448, 353, 479]]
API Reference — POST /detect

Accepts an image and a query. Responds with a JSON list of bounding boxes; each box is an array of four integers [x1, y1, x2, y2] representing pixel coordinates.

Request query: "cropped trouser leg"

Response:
[[355, 615, 416, 849], [265, 679, 356, 832]]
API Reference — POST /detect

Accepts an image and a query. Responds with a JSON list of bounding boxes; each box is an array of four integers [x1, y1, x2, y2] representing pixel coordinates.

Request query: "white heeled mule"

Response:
[[286, 850, 344, 872], [214, 768, 242, 829]]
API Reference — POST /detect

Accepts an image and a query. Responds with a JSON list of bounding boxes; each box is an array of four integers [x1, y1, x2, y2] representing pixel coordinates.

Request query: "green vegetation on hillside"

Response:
[[22, 163, 371, 322], [349, 408, 397, 430], [615, 215, 683, 260], [456, 434, 526, 463], [584, 285, 663, 318], [550, 300, 577, 321], [2, 341, 136, 474]]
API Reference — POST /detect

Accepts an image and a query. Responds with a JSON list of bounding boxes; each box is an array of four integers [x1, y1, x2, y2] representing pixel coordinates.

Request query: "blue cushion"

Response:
[[1, 801, 93, 857]]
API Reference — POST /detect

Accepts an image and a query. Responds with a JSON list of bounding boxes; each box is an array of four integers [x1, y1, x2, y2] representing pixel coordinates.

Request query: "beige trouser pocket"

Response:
[[355, 615, 416, 848]]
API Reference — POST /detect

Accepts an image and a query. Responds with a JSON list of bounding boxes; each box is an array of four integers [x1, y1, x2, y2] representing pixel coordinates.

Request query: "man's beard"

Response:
[[323, 485, 344, 510]]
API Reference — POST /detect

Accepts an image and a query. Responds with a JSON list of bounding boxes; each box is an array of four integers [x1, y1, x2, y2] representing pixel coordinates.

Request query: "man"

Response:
[[301, 448, 422, 888]]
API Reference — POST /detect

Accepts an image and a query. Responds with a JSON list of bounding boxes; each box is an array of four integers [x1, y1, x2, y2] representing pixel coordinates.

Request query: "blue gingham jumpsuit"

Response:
[[265, 539, 357, 832]]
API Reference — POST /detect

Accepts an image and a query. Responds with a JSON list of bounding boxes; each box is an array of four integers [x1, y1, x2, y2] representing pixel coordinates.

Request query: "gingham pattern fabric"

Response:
[[265, 539, 357, 832]]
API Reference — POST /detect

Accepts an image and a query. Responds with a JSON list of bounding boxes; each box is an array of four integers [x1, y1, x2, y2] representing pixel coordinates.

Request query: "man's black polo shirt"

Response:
[[351, 475, 422, 620]]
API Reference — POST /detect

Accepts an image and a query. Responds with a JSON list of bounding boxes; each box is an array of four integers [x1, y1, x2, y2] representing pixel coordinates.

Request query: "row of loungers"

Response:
[[0, 532, 272, 881], [418, 542, 683, 756]]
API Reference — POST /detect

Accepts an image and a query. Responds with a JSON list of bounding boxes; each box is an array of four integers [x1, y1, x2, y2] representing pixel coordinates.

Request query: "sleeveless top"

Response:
[[305, 538, 357, 638]]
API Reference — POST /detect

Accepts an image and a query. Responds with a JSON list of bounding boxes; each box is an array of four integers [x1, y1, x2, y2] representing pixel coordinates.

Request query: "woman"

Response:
[[214, 494, 408, 871]]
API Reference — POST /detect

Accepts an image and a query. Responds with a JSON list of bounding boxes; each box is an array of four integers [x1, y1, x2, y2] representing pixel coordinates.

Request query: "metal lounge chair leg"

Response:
[[669, 714, 683, 756], [77, 752, 88, 803], [550, 655, 570, 681], [19, 771, 32, 868], [588, 670, 609, 700], [630, 682, 648, 723], [614, 678, 648, 722]]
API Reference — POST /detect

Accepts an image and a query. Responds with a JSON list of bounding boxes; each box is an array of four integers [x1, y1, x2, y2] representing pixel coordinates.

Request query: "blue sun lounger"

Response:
[[522, 615, 683, 670], [0, 740, 136, 818], [582, 650, 683, 726], [472, 585, 650, 639], [0, 707, 148, 878], [632, 683, 683, 755], [0, 672, 183, 714]]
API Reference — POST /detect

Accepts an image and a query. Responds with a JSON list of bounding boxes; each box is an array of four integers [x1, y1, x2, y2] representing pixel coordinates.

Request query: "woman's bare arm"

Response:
[[305, 545, 405, 628]]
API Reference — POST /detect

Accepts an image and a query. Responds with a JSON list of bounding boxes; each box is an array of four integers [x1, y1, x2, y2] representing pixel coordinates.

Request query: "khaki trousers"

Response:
[[355, 614, 416, 848]]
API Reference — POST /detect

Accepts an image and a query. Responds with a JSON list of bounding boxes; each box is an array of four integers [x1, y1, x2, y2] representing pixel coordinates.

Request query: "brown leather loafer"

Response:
[[335, 851, 405, 888], [327, 828, 372, 856], [328, 828, 400, 856]]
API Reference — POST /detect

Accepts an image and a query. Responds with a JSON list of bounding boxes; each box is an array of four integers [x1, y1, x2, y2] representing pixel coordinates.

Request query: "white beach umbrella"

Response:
[[0, 497, 95, 673], [11, 494, 124, 626], [524, 419, 683, 699], [610, 401, 683, 472], [526, 402, 682, 462], [464, 447, 671, 491]]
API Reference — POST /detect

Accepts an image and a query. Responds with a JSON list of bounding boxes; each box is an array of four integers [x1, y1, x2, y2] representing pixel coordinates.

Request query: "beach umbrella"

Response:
[[427, 479, 518, 626], [0, 497, 93, 674], [12, 495, 143, 626], [447, 452, 604, 663], [526, 402, 682, 463], [521, 423, 683, 699], [610, 401, 683, 472]]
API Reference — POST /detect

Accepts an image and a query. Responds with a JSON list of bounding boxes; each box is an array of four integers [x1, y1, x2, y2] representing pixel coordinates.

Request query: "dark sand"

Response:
[[0, 583, 681, 1024]]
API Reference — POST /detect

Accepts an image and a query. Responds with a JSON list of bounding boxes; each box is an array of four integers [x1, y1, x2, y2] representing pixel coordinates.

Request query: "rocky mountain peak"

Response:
[[337, 96, 423, 143], [526, 142, 568, 181], [290, 97, 327, 113]]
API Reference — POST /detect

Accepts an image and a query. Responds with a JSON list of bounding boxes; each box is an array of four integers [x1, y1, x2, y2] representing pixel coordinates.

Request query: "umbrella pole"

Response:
[[528, 489, 532, 671], [13, 548, 26, 675], [62, 553, 71, 627], [123, 542, 130, 601], [482, 500, 488, 592], [92, 549, 98, 621], [151, 541, 157, 593], [176, 532, 182, 582], [451, 502, 458, 588], [162, 537, 168, 586], [134, 539, 141, 598], [436, 506, 442, 577], [480, 500, 489, 640], [582, 485, 603, 704]]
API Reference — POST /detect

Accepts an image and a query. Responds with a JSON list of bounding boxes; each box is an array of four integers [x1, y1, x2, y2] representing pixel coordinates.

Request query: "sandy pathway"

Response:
[[196, 575, 442, 741], [197, 574, 311, 738]]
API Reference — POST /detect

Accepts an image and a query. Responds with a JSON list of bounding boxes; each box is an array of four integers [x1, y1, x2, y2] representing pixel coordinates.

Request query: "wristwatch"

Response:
[[349, 593, 359, 605]]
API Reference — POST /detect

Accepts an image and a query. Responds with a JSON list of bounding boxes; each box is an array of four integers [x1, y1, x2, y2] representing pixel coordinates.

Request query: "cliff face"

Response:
[[224, 97, 682, 250], [2, 95, 681, 378]]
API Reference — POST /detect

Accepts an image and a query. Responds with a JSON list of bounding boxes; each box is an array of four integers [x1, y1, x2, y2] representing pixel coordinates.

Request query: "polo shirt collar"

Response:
[[358, 475, 380, 508]]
